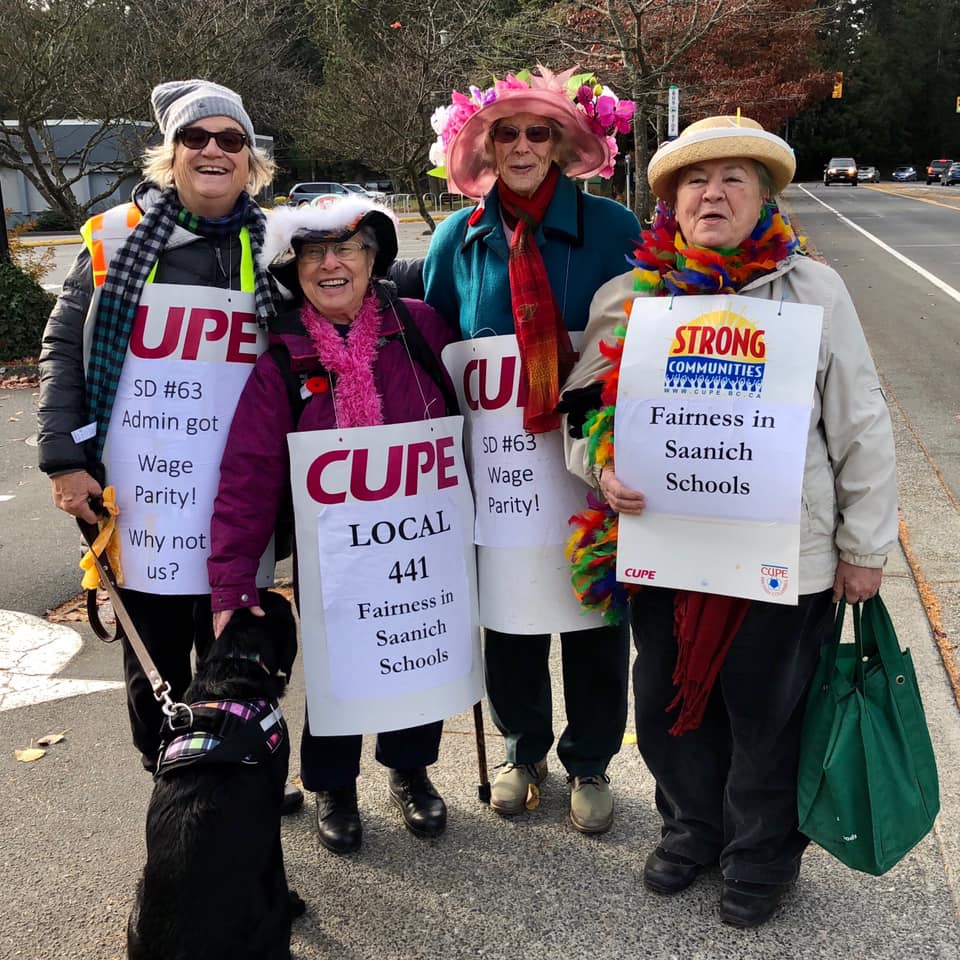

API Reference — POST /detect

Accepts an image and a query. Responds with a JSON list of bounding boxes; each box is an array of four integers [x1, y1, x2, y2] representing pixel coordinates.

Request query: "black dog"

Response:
[[127, 592, 305, 960]]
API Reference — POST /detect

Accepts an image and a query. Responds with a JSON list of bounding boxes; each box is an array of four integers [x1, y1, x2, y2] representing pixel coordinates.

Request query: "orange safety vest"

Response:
[[78, 202, 255, 291], [79, 203, 144, 288]]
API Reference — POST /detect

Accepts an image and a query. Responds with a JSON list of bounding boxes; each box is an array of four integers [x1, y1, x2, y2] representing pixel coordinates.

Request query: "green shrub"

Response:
[[0, 261, 55, 361], [32, 208, 78, 231]]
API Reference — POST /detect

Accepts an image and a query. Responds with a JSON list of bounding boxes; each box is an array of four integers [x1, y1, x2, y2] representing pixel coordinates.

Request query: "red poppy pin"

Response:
[[304, 375, 329, 394]]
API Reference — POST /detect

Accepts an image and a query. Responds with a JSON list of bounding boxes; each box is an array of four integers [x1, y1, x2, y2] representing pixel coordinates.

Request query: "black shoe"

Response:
[[314, 783, 362, 854], [719, 879, 791, 928], [643, 846, 702, 895], [281, 781, 304, 816], [388, 767, 447, 838]]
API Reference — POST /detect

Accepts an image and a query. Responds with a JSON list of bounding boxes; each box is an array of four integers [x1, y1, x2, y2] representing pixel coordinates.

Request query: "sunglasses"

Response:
[[491, 124, 554, 144], [176, 126, 249, 153]]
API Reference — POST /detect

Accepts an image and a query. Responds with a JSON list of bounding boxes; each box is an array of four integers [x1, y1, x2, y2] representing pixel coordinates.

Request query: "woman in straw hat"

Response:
[[423, 66, 639, 833], [562, 116, 897, 925]]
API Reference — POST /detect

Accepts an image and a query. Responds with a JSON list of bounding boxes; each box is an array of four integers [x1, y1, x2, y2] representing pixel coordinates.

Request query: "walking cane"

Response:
[[473, 700, 491, 803]]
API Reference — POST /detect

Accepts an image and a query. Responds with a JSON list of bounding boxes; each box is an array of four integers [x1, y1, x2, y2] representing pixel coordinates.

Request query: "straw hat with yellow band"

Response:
[[647, 115, 796, 202]]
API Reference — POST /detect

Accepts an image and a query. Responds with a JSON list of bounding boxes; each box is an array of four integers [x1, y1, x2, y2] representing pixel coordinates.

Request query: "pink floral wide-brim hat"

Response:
[[430, 65, 635, 199]]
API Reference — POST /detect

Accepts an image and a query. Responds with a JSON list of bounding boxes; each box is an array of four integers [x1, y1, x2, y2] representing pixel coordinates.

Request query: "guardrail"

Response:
[[382, 192, 471, 216], [439, 193, 470, 211], [384, 193, 416, 213]]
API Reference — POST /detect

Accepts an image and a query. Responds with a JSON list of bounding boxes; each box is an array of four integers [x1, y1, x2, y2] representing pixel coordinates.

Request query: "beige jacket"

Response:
[[562, 255, 898, 594]]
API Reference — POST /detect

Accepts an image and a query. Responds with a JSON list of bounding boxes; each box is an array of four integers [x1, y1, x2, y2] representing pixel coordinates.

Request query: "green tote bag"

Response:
[[797, 595, 940, 875]]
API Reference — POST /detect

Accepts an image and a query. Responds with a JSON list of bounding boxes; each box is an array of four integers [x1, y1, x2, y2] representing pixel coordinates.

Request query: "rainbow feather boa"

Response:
[[565, 200, 802, 624]]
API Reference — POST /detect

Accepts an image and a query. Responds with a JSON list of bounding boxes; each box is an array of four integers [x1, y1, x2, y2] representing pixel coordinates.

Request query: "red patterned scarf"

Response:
[[299, 289, 384, 428], [499, 164, 577, 434]]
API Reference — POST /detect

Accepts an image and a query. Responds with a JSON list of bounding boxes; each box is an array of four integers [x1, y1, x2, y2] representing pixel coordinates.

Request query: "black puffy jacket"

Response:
[[37, 183, 250, 476]]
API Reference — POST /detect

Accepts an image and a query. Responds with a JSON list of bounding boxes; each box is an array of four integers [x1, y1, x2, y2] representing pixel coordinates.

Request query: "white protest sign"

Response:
[[288, 417, 482, 736], [442, 336, 603, 634], [615, 295, 823, 604], [103, 282, 273, 594]]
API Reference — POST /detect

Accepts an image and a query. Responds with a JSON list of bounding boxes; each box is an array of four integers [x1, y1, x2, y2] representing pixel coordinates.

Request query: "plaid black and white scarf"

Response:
[[85, 186, 276, 462]]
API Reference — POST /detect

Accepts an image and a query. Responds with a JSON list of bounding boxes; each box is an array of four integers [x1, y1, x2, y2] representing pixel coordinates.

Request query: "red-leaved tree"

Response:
[[552, 0, 832, 216]]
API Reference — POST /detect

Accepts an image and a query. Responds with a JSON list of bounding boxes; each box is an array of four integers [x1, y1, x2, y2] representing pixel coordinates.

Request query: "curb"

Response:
[[19, 236, 82, 247], [15, 214, 456, 244]]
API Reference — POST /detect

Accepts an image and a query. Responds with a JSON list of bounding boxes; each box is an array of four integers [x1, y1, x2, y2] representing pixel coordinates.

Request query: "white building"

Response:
[[1, 120, 274, 223]]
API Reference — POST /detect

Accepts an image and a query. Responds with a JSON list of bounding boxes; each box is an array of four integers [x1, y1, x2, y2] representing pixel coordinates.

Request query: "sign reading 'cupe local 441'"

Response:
[[615, 295, 823, 604], [288, 417, 482, 736]]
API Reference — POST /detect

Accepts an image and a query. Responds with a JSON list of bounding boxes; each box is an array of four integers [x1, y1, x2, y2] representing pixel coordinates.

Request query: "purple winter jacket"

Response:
[[208, 285, 457, 611]]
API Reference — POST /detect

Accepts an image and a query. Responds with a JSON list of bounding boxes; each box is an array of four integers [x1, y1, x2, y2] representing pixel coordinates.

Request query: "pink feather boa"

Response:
[[299, 290, 384, 428]]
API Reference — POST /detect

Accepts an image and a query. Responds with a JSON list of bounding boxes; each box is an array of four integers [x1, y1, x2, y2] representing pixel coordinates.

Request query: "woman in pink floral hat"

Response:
[[423, 66, 639, 834]]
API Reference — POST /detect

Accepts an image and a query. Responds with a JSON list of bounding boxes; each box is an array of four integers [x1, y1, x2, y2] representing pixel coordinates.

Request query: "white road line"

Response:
[[797, 185, 960, 305], [0, 609, 122, 711]]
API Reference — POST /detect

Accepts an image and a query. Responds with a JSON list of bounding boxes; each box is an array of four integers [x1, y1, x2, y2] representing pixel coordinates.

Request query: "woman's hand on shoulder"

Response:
[[598, 463, 645, 514]]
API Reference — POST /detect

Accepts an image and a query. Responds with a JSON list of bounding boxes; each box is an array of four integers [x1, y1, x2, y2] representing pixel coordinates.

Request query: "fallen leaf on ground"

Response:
[[524, 783, 541, 811], [15, 747, 47, 762], [37, 729, 69, 746]]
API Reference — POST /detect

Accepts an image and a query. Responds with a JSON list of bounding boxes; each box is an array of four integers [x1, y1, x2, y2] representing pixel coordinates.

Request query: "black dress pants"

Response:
[[631, 586, 833, 884], [299, 717, 443, 792], [116, 588, 213, 770]]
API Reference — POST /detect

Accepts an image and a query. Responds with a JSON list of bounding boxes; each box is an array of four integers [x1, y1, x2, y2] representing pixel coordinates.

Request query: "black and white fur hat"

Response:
[[263, 197, 399, 296]]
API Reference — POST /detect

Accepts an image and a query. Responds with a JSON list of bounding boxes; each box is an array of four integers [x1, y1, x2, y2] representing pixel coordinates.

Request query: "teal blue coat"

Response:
[[423, 175, 640, 338]]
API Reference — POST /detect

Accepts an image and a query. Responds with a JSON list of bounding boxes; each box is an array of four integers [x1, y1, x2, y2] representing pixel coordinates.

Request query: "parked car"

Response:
[[858, 164, 879, 183], [343, 182, 387, 200], [286, 181, 352, 206], [925, 159, 953, 184], [942, 162, 960, 186], [892, 165, 918, 182], [824, 157, 858, 185]]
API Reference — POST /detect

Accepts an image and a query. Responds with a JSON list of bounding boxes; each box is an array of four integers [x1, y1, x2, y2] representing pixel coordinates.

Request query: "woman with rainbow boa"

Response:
[[561, 116, 897, 928]]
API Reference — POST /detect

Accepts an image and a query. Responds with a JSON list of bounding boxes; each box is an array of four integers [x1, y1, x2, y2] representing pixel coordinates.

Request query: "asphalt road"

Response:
[[2, 187, 960, 959]]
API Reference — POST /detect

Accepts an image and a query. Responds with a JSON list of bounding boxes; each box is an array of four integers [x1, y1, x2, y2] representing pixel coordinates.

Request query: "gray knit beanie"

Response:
[[151, 79, 256, 147]]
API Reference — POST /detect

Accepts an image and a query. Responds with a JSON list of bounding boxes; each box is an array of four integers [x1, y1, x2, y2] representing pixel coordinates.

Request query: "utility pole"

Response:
[[0, 179, 10, 263]]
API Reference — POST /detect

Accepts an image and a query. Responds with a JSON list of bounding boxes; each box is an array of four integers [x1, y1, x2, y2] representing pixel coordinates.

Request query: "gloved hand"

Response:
[[556, 382, 604, 438]]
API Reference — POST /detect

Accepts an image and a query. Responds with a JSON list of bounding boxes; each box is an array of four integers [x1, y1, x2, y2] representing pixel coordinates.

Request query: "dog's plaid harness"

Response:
[[155, 698, 286, 778]]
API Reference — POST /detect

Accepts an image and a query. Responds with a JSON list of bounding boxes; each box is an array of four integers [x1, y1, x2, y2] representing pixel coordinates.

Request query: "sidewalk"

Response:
[[3, 203, 959, 959]]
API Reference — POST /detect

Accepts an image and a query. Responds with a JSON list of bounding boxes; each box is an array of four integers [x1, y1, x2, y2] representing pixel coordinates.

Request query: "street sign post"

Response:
[[0, 180, 10, 263], [668, 85, 680, 139]]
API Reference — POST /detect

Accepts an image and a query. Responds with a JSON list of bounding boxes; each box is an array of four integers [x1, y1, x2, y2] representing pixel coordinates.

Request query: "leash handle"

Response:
[[76, 515, 189, 724]]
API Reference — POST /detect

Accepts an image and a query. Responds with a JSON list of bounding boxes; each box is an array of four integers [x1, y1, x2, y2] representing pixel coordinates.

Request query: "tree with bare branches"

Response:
[[0, 0, 320, 226], [542, 0, 830, 215], [301, 0, 504, 230]]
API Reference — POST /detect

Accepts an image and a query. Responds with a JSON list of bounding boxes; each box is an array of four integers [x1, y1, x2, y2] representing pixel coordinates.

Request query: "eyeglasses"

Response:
[[298, 240, 369, 262], [176, 126, 249, 153], [491, 124, 554, 145]]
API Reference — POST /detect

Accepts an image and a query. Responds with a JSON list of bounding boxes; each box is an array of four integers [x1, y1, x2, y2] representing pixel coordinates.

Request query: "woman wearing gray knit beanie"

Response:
[[37, 79, 303, 813]]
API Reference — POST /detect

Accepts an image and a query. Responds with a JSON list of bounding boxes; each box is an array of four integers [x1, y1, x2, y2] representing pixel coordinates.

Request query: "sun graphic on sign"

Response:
[[669, 306, 766, 364]]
